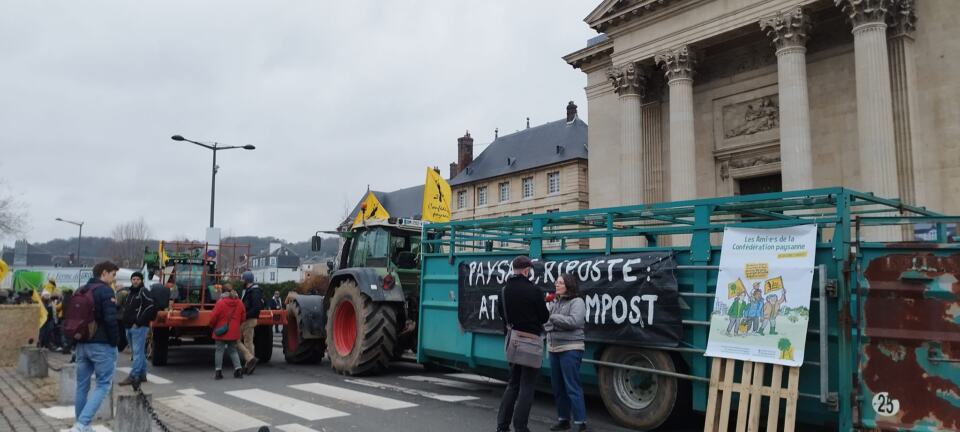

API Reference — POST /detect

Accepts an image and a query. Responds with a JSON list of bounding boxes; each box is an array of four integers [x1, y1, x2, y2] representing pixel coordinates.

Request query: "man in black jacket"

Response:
[[118, 272, 157, 386], [71, 261, 121, 432], [497, 255, 549, 432], [237, 271, 262, 374]]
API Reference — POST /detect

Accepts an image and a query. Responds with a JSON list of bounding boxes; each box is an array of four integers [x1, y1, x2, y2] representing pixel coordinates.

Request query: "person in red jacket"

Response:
[[209, 285, 246, 380]]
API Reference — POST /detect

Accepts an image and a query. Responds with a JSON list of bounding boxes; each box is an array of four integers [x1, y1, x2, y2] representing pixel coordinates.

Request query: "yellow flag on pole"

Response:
[[421, 168, 452, 223], [32, 289, 48, 329], [764, 276, 784, 294], [352, 191, 391, 228], [158, 241, 169, 267], [0, 258, 8, 284]]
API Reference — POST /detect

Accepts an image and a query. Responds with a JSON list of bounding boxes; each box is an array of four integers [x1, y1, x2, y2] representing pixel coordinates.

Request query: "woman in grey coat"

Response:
[[545, 273, 588, 431]]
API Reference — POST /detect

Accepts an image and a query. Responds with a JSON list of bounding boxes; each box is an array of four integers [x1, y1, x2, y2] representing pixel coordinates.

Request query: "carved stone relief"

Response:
[[722, 95, 780, 139]]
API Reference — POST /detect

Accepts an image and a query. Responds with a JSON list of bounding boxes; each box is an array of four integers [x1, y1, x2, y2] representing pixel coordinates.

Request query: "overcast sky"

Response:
[[1, 1, 597, 245]]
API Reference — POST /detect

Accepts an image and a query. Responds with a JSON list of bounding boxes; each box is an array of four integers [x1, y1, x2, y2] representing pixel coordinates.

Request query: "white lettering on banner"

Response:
[[585, 294, 658, 326], [623, 258, 643, 282], [478, 294, 500, 320], [606, 259, 624, 282]]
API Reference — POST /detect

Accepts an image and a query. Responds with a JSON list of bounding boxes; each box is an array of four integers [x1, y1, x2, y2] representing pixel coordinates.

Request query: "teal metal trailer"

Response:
[[416, 187, 960, 431]]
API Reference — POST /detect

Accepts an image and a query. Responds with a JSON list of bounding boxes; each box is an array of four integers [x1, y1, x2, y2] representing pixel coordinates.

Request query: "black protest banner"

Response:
[[457, 252, 682, 347]]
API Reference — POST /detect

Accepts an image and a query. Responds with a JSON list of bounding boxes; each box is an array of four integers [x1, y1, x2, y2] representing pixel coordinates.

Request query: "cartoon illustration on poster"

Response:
[[704, 225, 817, 367]]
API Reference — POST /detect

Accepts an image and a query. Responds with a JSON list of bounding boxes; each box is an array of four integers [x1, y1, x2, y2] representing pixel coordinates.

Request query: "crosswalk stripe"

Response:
[[401, 375, 488, 391], [290, 383, 417, 410], [158, 394, 266, 431], [276, 424, 323, 432], [345, 379, 479, 402], [176, 388, 205, 396], [445, 373, 507, 385], [226, 388, 350, 421], [115, 367, 172, 384]]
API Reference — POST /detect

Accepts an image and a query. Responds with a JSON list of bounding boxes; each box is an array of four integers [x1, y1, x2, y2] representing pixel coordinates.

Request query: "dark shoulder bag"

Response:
[[501, 287, 544, 369]]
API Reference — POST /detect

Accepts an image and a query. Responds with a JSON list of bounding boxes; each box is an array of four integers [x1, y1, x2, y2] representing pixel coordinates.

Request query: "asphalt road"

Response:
[[115, 334, 699, 432]]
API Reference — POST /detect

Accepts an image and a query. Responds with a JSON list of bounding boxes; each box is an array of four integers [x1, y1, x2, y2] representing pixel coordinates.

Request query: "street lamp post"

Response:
[[171, 135, 255, 228], [55, 217, 84, 287]]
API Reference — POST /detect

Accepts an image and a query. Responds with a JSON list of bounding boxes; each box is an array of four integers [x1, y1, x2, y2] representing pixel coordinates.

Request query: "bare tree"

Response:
[[0, 178, 27, 240], [107, 218, 152, 268]]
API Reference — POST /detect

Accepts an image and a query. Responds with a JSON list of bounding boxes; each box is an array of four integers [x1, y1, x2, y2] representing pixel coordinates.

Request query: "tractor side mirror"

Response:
[[311, 235, 322, 251], [326, 260, 334, 273]]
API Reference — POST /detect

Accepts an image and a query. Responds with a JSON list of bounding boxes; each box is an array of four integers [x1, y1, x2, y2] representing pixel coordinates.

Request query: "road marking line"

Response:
[[158, 394, 266, 431], [177, 388, 205, 396], [401, 375, 487, 391], [276, 424, 323, 432], [42, 406, 75, 419], [115, 367, 172, 384], [290, 383, 417, 410], [445, 373, 507, 385], [345, 379, 479, 402], [225, 388, 349, 421]]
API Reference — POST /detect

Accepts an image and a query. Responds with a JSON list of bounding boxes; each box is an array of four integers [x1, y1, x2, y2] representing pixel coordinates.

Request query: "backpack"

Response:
[[63, 285, 98, 342]]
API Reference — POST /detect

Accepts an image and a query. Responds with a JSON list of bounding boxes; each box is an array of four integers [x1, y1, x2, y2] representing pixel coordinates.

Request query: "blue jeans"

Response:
[[75, 342, 118, 426], [549, 350, 586, 424], [125, 326, 149, 379]]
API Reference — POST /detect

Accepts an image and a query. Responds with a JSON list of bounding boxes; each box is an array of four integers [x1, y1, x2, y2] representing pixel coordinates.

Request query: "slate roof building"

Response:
[[250, 242, 301, 283], [338, 184, 426, 232], [448, 102, 589, 223]]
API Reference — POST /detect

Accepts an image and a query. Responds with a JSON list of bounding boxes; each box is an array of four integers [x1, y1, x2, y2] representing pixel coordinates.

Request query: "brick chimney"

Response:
[[457, 130, 474, 172], [449, 162, 459, 179], [566, 101, 578, 123]]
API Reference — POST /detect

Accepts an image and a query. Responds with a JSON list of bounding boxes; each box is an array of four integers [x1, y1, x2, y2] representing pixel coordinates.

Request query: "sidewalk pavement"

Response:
[[0, 349, 217, 432]]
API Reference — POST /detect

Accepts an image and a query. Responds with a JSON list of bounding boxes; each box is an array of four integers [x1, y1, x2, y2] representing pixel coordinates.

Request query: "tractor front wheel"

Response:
[[282, 307, 325, 364], [325, 280, 397, 375], [253, 325, 274, 363], [151, 327, 169, 366]]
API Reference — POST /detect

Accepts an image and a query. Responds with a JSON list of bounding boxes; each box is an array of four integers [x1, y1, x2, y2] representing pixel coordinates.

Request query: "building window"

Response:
[[499, 182, 510, 202], [548, 171, 560, 194], [457, 190, 466, 209], [522, 177, 534, 199], [269, 256, 277, 267], [270, 271, 276, 281], [477, 186, 487, 206]]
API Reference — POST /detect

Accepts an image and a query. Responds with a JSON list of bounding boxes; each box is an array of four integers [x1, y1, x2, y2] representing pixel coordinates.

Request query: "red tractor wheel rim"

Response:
[[333, 300, 357, 356]]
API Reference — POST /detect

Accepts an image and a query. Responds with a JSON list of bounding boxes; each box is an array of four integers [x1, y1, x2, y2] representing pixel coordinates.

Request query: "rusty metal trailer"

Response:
[[416, 187, 960, 430]]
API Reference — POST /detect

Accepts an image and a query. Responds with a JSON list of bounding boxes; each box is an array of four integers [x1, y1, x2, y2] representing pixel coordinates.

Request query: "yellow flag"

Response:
[[0, 258, 8, 284], [422, 168, 452, 223], [32, 289, 48, 329], [764, 276, 784, 294], [158, 241, 169, 267], [727, 278, 746, 299], [352, 191, 391, 228]]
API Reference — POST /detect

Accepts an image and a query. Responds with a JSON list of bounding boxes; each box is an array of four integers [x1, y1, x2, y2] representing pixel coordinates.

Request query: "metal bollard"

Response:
[[58, 363, 114, 419], [16, 345, 48, 378]]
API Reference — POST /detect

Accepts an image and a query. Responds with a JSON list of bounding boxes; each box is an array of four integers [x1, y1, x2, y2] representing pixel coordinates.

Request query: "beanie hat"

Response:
[[242, 271, 255, 283], [131, 271, 144, 280]]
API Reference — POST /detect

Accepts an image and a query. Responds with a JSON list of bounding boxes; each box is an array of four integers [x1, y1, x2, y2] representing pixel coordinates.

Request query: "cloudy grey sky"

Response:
[[1, 1, 597, 245]]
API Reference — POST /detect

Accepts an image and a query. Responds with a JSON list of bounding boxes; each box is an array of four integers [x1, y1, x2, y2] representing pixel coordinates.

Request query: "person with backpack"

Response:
[[237, 271, 263, 375], [64, 261, 121, 432], [210, 285, 246, 379], [118, 272, 158, 386]]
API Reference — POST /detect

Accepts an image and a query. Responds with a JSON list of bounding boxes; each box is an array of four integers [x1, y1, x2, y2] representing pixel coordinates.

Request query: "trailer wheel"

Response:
[[325, 279, 397, 375], [151, 328, 169, 366], [597, 346, 677, 430], [253, 325, 273, 363], [282, 310, 324, 364]]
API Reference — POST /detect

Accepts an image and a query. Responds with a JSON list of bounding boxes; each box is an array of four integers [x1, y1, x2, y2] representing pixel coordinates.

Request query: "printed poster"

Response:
[[704, 225, 817, 367]]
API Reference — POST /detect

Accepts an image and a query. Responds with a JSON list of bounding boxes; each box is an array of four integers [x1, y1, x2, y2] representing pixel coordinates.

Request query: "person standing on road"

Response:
[[210, 285, 246, 379], [237, 271, 263, 374], [497, 256, 549, 432], [118, 272, 158, 386], [268, 291, 283, 333], [545, 273, 588, 431], [69, 261, 121, 432]]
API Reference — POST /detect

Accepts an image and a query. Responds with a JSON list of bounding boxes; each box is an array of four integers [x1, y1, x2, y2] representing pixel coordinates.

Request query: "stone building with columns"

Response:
[[563, 0, 959, 221]]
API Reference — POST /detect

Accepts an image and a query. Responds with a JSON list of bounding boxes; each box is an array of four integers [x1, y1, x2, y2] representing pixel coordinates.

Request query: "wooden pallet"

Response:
[[703, 358, 800, 432]]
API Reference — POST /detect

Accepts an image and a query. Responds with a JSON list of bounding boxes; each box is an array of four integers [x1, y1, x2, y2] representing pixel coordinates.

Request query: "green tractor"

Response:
[[283, 217, 424, 375]]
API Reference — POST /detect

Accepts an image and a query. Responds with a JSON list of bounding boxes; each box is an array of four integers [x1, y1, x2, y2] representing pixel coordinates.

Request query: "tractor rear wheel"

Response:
[[253, 325, 274, 363], [151, 328, 169, 366], [325, 279, 397, 375], [282, 307, 324, 364], [597, 346, 677, 430]]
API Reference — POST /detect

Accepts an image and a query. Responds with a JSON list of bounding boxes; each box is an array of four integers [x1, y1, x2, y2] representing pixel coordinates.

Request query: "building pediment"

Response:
[[584, 0, 686, 32]]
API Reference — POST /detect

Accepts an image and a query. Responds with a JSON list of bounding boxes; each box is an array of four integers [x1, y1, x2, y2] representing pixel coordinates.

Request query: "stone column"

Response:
[[836, 0, 900, 240], [761, 7, 814, 191], [655, 47, 695, 247], [887, 0, 920, 206], [608, 63, 646, 247], [655, 46, 697, 202]]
